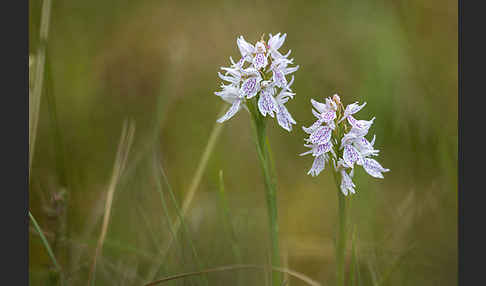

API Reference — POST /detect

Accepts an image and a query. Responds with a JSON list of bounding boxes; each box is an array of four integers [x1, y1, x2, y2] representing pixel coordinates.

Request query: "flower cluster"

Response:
[[301, 94, 389, 195], [215, 33, 299, 132]]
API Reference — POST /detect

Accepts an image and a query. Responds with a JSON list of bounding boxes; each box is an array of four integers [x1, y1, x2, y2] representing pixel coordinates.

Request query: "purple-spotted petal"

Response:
[[348, 115, 375, 131], [363, 158, 389, 178], [307, 154, 326, 177], [217, 100, 241, 123], [347, 115, 358, 126], [346, 102, 366, 115], [258, 92, 278, 117], [273, 69, 287, 88], [302, 119, 324, 134], [354, 137, 379, 157], [340, 170, 356, 196], [309, 126, 332, 144], [313, 142, 332, 157], [341, 132, 359, 147], [343, 145, 361, 167], [339, 102, 367, 123], [276, 104, 296, 132], [359, 137, 372, 149], [321, 110, 336, 123], [241, 77, 260, 99], [253, 53, 268, 70]]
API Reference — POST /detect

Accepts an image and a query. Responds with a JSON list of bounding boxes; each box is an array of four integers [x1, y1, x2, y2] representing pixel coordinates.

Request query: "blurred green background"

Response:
[[29, 0, 457, 285]]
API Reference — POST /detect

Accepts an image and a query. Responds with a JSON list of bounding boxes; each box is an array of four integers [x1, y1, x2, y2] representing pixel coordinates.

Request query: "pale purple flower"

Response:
[[275, 76, 297, 131], [343, 144, 363, 168], [307, 154, 328, 177], [338, 101, 367, 123], [267, 33, 288, 59], [271, 58, 299, 89], [258, 82, 278, 117], [303, 96, 338, 134], [253, 42, 268, 70], [301, 94, 389, 196], [215, 33, 299, 131], [240, 72, 262, 99], [215, 85, 245, 123], [237, 36, 255, 61], [340, 169, 356, 195], [308, 126, 333, 145], [362, 158, 389, 178]]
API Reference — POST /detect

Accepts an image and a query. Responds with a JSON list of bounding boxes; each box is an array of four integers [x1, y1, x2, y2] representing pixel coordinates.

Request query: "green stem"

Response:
[[29, 211, 64, 285], [333, 171, 347, 286], [248, 103, 280, 286]]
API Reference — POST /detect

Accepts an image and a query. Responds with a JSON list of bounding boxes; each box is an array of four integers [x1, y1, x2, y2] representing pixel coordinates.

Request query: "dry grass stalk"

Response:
[[158, 105, 225, 257], [144, 264, 321, 286], [29, 0, 52, 176], [88, 120, 135, 285]]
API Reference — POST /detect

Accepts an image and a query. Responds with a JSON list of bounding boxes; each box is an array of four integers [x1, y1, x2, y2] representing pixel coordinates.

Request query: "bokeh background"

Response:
[[29, 0, 457, 285]]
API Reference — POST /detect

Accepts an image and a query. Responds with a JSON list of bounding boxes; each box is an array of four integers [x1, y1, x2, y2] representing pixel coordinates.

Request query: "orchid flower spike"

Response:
[[300, 93, 390, 196], [215, 33, 299, 132]]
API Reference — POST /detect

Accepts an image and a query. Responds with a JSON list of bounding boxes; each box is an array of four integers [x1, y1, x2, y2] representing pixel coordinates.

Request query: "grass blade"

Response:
[[144, 264, 321, 286], [218, 170, 244, 286], [168, 105, 225, 235], [144, 153, 185, 283], [217, 170, 242, 264], [88, 120, 135, 286], [156, 104, 226, 267], [376, 244, 415, 286], [29, 0, 52, 176], [29, 211, 62, 273], [157, 155, 208, 285]]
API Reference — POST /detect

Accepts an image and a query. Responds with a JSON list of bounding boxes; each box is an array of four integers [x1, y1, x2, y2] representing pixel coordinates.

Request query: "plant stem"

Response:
[[333, 171, 347, 286], [249, 106, 281, 286]]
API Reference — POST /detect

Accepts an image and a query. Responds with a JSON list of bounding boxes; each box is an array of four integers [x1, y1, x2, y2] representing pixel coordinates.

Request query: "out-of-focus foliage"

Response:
[[29, 0, 457, 285]]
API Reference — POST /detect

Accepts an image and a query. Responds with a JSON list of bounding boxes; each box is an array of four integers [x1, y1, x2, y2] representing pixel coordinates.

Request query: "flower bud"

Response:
[[332, 93, 341, 105]]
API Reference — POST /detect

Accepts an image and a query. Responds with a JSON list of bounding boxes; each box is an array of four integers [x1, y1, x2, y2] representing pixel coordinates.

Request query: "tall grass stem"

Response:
[[88, 120, 135, 286], [218, 170, 243, 269], [157, 156, 209, 286], [29, 0, 52, 177], [144, 264, 321, 286], [29, 211, 62, 274], [159, 105, 226, 260], [144, 154, 182, 282]]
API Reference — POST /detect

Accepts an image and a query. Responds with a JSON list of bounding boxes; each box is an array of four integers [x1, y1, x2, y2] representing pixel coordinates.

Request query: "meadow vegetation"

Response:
[[29, 0, 457, 285]]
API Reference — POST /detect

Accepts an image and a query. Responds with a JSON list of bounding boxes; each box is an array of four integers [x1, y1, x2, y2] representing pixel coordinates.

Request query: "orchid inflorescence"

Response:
[[215, 33, 299, 132], [214, 33, 389, 197], [301, 94, 390, 196], [213, 34, 389, 286]]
